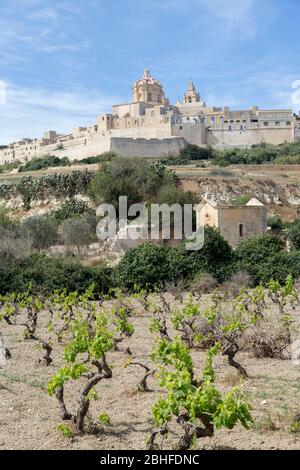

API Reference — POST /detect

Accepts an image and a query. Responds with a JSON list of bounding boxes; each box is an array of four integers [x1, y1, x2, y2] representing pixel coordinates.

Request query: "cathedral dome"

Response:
[[132, 69, 167, 104], [134, 69, 160, 87]]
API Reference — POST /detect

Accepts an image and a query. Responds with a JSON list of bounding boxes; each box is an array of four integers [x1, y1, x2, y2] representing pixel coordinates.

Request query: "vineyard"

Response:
[[1, 279, 300, 450]]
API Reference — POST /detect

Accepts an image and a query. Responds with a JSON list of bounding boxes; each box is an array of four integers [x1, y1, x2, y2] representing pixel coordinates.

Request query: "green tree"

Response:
[[19, 216, 58, 250], [59, 214, 97, 254]]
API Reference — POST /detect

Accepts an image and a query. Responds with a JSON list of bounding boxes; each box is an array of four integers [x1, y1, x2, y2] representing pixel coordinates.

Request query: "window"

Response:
[[179, 126, 183, 130], [263, 122, 269, 126], [148, 93, 152, 101], [239, 224, 244, 237], [275, 121, 280, 126], [286, 121, 291, 126]]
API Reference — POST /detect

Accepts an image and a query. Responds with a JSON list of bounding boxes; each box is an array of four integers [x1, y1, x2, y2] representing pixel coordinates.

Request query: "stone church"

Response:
[[195, 197, 268, 247], [1, 69, 299, 164]]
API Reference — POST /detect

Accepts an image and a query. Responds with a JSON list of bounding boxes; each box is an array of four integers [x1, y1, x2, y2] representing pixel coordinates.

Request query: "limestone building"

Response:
[[195, 197, 267, 247], [0, 69, 299, 164]]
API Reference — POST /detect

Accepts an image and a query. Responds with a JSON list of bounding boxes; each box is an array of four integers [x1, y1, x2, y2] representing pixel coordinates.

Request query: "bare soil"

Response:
[[1, 293, 300, 450]]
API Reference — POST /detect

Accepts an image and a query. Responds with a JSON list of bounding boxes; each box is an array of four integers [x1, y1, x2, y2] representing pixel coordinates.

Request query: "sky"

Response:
[[0, 0, 300, 144]]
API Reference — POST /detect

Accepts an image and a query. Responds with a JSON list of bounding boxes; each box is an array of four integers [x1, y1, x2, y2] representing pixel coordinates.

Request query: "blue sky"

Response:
[[0, 0, 300, 144]]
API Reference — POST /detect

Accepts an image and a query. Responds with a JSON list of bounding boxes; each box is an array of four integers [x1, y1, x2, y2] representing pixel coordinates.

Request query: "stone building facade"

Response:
[[0, 69, 299, 164], [195, 197, 267, 248]]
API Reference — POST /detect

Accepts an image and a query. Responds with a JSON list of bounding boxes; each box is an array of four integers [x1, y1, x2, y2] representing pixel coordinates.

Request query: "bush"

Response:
[[221, 271, 254, 298], [76, 152, 118, 165], [190, 272, 218, 294], [88, 158, 177, 211], [59, 214, 97, 253], [0, 205, 12, 229], [52, 198, 90, 223], [247, 320, 290, 359], [0, 254, 112, 295], [156, 185, 198, 206], [178, 227, 234, 282], [0, 160, 21, 174], [0, 227, 30, 259], [19, 155, 70, 173], [287, 220, 300, 250], [233, 194, 253, 206], [179, 144, 214, 161], [268, 215, 284, 231], [254, 252, 300, 285], [210, 169, 233, 177], [114, 243, 171, 291], [210, 142, 300, 166], [19, 216, 58, 250], [235, 234, 285, 281], [0, 170, 95, 209]]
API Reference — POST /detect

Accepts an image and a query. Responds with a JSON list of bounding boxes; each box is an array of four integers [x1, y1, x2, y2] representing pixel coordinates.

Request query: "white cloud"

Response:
[[150, 0, 269, 38], [0, 81, 6, 105], [0, 83, 121, 144], [27, 9, 58, 21]]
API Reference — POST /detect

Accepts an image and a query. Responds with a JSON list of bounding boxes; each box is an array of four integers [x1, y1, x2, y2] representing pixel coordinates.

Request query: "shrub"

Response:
[[0, 160, 22, 174], [233, 194, 253, 206], [0, 256, 15, 293], [0, 170, 95, 209], [247, 320, 291, 359], [114, 243, 171, 291], [287, 220, 300, 250], [268, 215, 284, 231], [52, 198, 90, 223], [19, 216, 58, 250], [76, 151, 118, 165], [235, 234, 285, 282], [180, 226, 234, 282], [179, 144, 214, 161], [210, 169, 233, 177], [235, 235, 300, 284], [0, 205, 12, 229], [88, 158, 177, 211], [221, 271, 254, 298], [190, 272, 218, 294], [59, 214, 97, 253], [0, 227, 30, 259], [1, 254, 112, 295], [255, 252, 300, 285], [19, 155, 70, 173]]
